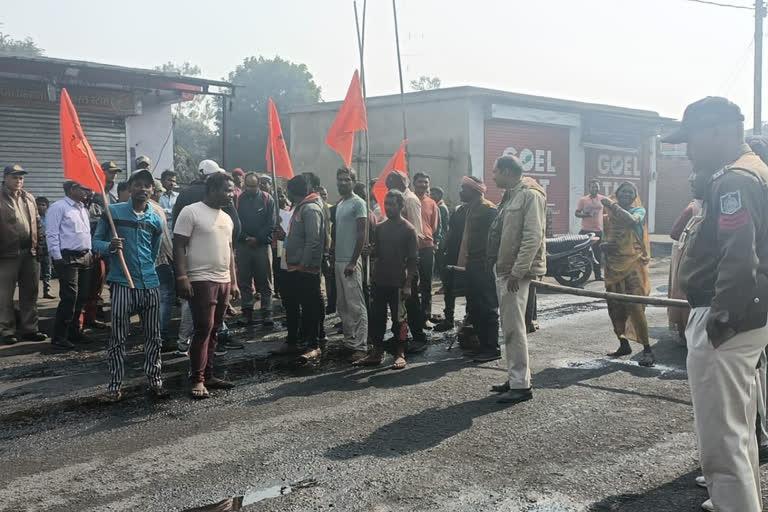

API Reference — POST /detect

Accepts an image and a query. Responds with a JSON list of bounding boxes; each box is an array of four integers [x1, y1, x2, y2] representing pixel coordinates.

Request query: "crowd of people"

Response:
[[2, 95, 768, 511]]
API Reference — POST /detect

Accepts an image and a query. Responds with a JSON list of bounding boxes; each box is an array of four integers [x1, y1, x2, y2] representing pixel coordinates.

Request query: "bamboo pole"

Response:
[[445, 266, 688, 308], [354, 0, 372, 290], [83, 146, 135, 289]]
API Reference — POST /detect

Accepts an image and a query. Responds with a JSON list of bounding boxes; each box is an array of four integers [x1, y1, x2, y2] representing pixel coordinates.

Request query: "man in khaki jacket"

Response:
[[670, 97, 768, 512], [0, 164, 46, 345], [487, 155, 546, 405]]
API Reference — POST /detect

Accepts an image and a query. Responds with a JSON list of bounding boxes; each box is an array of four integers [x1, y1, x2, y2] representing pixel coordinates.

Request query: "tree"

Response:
[[155, 62, 219, 183], [0, 30, 44, 57], [222, 56, 321, 171], [410, 75, 441, 91]]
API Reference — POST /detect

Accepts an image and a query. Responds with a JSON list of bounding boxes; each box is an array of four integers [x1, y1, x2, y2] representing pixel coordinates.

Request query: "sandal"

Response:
[[204, 377, 235, 390], [391, 357, 407, 370], [190, 383, 211, 400], [107, 391, 122, 402]]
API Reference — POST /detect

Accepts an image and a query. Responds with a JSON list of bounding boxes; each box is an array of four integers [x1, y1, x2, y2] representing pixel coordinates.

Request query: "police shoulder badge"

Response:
[[720, 190, 742, 215]]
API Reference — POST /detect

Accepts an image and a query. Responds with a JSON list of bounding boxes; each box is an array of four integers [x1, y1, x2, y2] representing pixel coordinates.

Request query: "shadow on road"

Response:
[[246, 354, 468, 407], [325, 395, 501, 460], [586, 469, 705, 511]]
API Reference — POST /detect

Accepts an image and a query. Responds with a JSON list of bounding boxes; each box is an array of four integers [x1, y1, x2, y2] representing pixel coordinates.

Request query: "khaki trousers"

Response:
[[335, 261, 368, 351], [687, 307, 768, 512], [496, 276, 532, 389], [0, 252, 39, 337]]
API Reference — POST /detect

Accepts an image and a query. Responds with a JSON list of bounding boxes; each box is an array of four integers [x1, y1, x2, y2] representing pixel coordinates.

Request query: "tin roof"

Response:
[[289, 85, 670, 121], [0, 55, 234, 96]]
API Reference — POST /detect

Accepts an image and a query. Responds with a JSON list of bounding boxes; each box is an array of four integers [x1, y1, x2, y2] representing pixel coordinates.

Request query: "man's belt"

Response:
[[62, 249, 90, 258]]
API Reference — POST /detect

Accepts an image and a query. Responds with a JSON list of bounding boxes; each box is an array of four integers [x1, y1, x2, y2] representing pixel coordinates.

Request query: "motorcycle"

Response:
[[545, 232, 601, 287]]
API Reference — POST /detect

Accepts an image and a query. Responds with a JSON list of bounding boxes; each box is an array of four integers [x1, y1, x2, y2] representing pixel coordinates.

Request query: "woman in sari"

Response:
[[600, 182, 655, 367]]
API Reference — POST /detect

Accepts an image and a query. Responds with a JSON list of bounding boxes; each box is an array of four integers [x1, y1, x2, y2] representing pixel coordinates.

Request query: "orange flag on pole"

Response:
[[265, 98, 294, 179], [373, 139, 408, 212], [325, 70, 367, 167], [60, 88, 106, 192]]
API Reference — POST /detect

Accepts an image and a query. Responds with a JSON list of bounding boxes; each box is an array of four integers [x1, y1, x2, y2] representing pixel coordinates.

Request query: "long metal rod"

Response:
[[392, 0, 408, 150], [755, 0, 764, 134]]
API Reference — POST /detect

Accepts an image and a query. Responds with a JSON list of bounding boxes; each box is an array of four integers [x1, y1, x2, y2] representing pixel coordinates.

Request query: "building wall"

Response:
[[655, 145, 693, 234], [289, 98, 470, 205], [125, 100, 174, 177]]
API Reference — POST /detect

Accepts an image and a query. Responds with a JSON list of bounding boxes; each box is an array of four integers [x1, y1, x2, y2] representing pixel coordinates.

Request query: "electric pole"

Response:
[[755, 0, 765, 134]]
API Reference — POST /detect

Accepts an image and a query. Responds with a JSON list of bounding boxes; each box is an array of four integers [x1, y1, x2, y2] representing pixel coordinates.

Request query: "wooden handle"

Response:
[[101, 190, 135, 289]]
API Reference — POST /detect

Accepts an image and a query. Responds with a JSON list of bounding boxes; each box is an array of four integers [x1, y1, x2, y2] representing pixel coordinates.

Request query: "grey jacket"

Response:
[[284, 195, 327, 271]]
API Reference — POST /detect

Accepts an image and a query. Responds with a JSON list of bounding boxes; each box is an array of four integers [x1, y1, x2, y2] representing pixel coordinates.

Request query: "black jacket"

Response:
[[236, 190, 275, 245]]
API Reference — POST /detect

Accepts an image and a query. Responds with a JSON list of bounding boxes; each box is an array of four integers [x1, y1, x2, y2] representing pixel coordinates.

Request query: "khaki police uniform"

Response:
[[679, 145, 768, 512]]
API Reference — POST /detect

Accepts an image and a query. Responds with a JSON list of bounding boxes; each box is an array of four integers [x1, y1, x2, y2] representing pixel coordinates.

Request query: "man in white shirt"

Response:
[[174, 173, 241, 399]]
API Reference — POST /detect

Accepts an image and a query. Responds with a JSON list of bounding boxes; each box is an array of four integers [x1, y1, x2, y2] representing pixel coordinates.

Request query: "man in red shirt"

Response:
[[413, 172, 439, 327], [574, 180, 606, 280]]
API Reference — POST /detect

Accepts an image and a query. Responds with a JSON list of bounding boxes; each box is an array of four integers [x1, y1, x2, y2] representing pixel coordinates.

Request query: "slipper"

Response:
[[106, 391, 122, 402], [190, 385, 211, 400], [205, 377, 235, 390], [148, 385, 170, 399], [391, 357, 407, 370]]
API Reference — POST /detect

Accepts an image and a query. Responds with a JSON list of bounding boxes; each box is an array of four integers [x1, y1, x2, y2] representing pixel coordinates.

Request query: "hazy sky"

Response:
[[2, 0, 762, 125]]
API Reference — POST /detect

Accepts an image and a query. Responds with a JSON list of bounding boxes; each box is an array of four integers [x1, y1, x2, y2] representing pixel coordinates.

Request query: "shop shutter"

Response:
[[0, 105, 126, 201]]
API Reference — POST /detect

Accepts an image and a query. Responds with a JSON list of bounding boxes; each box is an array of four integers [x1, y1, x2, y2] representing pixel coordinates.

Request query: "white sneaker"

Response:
[[701, 498, 714, 512], [695, 475, 707, 488]]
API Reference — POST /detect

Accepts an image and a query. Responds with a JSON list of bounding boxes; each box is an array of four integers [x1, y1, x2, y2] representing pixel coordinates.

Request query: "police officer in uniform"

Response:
[[668, 97, 768, 512]]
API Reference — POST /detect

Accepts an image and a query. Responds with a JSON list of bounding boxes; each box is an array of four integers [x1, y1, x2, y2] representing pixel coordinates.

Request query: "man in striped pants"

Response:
[[93, 169, 168, 401]]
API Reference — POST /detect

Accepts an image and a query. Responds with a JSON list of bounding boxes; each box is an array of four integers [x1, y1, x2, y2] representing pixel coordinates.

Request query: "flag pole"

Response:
[[354, 0, 371, 291], [83, 151, 135, 289], [392, 0, 408, 171]]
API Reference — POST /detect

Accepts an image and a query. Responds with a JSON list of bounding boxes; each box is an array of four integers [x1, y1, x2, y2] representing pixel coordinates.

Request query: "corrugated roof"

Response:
[[290, 85, 671, 121]]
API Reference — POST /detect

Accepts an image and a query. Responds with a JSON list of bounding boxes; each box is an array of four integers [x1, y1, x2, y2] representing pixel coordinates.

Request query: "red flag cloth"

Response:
[[325, 70, 368, 167], [373, 139, 408, 213], [60, 88, 105, 192], [265, 98, 294, 179]]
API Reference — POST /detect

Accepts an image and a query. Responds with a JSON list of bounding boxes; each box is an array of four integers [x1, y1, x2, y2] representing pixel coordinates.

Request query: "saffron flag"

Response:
[[266, 98, 294, 179], [60, 88, 105, 192], [373, 139, 408, 212], [325, 70, 367, 167]]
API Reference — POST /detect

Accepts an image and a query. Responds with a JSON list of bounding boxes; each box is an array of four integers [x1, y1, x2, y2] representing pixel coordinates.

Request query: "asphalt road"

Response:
[[1, 266, 766, 512]]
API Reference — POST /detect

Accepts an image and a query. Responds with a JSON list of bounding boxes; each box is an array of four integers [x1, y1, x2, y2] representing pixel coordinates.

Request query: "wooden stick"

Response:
[[445, 266, 688, 308], [83, 149, 135, 289]]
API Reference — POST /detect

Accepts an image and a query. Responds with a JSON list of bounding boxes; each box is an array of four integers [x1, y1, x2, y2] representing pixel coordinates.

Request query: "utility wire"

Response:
[[683, 0, 754, 9]]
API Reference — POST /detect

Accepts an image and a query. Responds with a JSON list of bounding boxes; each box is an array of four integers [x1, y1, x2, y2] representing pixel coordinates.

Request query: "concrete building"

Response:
[[290, 87, 672, 234], [0, 56, 232, 201]]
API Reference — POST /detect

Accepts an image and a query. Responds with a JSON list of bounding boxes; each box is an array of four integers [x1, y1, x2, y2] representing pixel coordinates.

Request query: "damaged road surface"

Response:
[[2, 279, 767, 511]]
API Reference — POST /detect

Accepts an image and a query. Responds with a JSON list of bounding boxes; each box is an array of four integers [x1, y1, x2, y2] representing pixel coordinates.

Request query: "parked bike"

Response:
[[545, 232, 601, 287]]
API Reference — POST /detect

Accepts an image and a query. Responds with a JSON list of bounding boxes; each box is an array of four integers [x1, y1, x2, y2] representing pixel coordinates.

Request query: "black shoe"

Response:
[[237, 309, 254, 326], [70, 332, 93, 344], [51, 338, 75, 350], [43, 293, 56, 299], [491, 382, 510, 393], [21, 332, 47, 342], [406, 339, 427, 354], [262, 319, 275, 330], [213, 345, 229, 356], [497, 388, 533, 405], [473, 350, 502, 363], [2, 335, 18, 345], [433, 319, 454, 332], [219, 339, 245, 350]]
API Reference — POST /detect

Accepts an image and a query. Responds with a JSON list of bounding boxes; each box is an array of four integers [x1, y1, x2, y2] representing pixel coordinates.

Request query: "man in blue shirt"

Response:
[[159, 170, 178, 228], [93, 169, 167, 401]]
